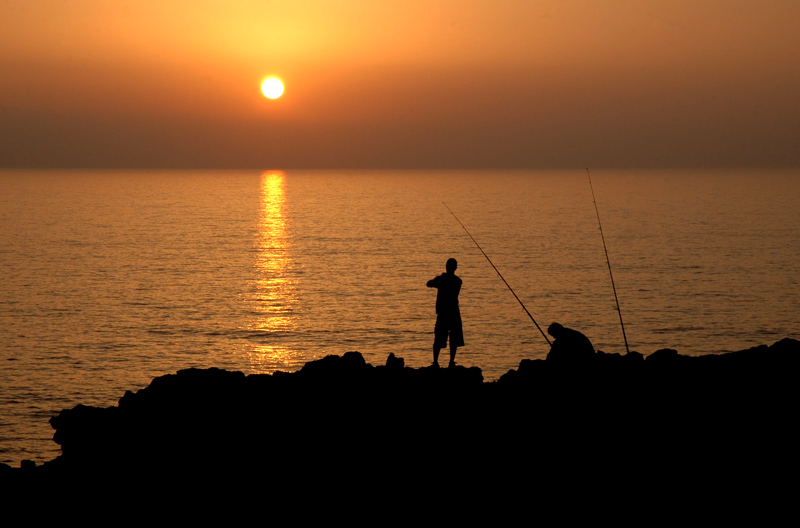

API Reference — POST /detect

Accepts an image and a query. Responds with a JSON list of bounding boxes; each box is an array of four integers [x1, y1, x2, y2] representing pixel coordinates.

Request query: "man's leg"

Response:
[[433, 346, 441, 366], [449, 344, 457, 367]]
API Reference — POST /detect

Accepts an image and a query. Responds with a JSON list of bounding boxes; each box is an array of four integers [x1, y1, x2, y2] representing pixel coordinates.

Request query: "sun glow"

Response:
[[242, 170, 301, 373], [261, 78, 284, 99]]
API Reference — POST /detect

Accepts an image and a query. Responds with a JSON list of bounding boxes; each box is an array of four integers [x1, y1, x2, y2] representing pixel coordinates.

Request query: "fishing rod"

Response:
[[586, 168, 630, 354], [443, 202, 551, 347]]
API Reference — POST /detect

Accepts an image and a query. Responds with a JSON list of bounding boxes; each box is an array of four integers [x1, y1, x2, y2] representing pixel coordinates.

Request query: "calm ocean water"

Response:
[[1, 168, 799, 465]]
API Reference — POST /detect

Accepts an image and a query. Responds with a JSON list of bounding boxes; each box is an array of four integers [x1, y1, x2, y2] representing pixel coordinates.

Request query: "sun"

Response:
[[261, 78, 284, 99]]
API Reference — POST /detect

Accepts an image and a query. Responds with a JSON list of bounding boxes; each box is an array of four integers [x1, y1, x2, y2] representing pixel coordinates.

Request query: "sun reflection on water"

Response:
[[243, 170, 301, 372]]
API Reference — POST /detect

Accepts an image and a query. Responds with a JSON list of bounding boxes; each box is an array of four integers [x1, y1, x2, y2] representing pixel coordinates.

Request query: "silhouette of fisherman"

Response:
[[546, 322, 595, 363], [427, 258, 464, 367]]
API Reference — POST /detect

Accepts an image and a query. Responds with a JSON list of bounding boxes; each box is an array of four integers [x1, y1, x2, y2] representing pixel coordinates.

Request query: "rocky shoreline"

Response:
[[3, 338, 799, 501]]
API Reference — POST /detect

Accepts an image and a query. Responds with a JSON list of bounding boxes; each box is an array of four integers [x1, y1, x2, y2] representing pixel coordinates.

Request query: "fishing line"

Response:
[[443, 202, 551, 347], [586, 168, 630, 354]]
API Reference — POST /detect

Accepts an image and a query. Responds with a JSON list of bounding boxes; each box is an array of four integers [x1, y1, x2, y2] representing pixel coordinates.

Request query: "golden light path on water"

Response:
[[242, 170, 303, 372]]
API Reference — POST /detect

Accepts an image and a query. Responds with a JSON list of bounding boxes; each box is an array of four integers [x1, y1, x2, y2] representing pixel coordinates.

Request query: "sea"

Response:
[[1, 168, 799, 466]]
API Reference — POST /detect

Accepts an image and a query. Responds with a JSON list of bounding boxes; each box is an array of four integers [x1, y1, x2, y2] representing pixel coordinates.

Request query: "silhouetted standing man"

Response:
[[427, 258, 464, 367]]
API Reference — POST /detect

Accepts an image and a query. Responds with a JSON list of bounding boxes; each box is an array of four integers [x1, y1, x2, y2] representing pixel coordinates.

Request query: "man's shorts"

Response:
[[434, 312, 464, 348]]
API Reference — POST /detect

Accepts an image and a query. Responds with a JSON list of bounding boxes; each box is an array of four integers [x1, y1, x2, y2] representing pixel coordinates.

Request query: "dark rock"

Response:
[[299, 351, 369, 377], [623, 351, 644, 361], [5, 338, 796, 501], [646, 348, 680, 361], [385, 352, 404, 369], [595, 349, 624, 361]]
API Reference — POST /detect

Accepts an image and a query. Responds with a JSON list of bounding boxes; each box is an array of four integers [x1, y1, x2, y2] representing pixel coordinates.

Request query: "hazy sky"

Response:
[[2, 0, 799, 169]]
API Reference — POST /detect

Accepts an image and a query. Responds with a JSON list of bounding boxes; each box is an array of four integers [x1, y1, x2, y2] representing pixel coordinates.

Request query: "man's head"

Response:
[[446, 258, 457, 273], [547, 322, 564, 338]]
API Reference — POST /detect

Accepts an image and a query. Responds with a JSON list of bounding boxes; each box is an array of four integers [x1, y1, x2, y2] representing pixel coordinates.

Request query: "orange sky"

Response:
[[2, 0, 799, 169]]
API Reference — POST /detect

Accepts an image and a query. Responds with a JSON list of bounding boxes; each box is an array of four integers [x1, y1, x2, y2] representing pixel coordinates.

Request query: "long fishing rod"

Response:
[[443, 202, 551, 347], [586, 168, 630, 354]]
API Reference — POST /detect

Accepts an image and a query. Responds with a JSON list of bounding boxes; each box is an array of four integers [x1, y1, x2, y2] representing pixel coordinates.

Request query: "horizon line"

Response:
[[2, 164, 800, 172]]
